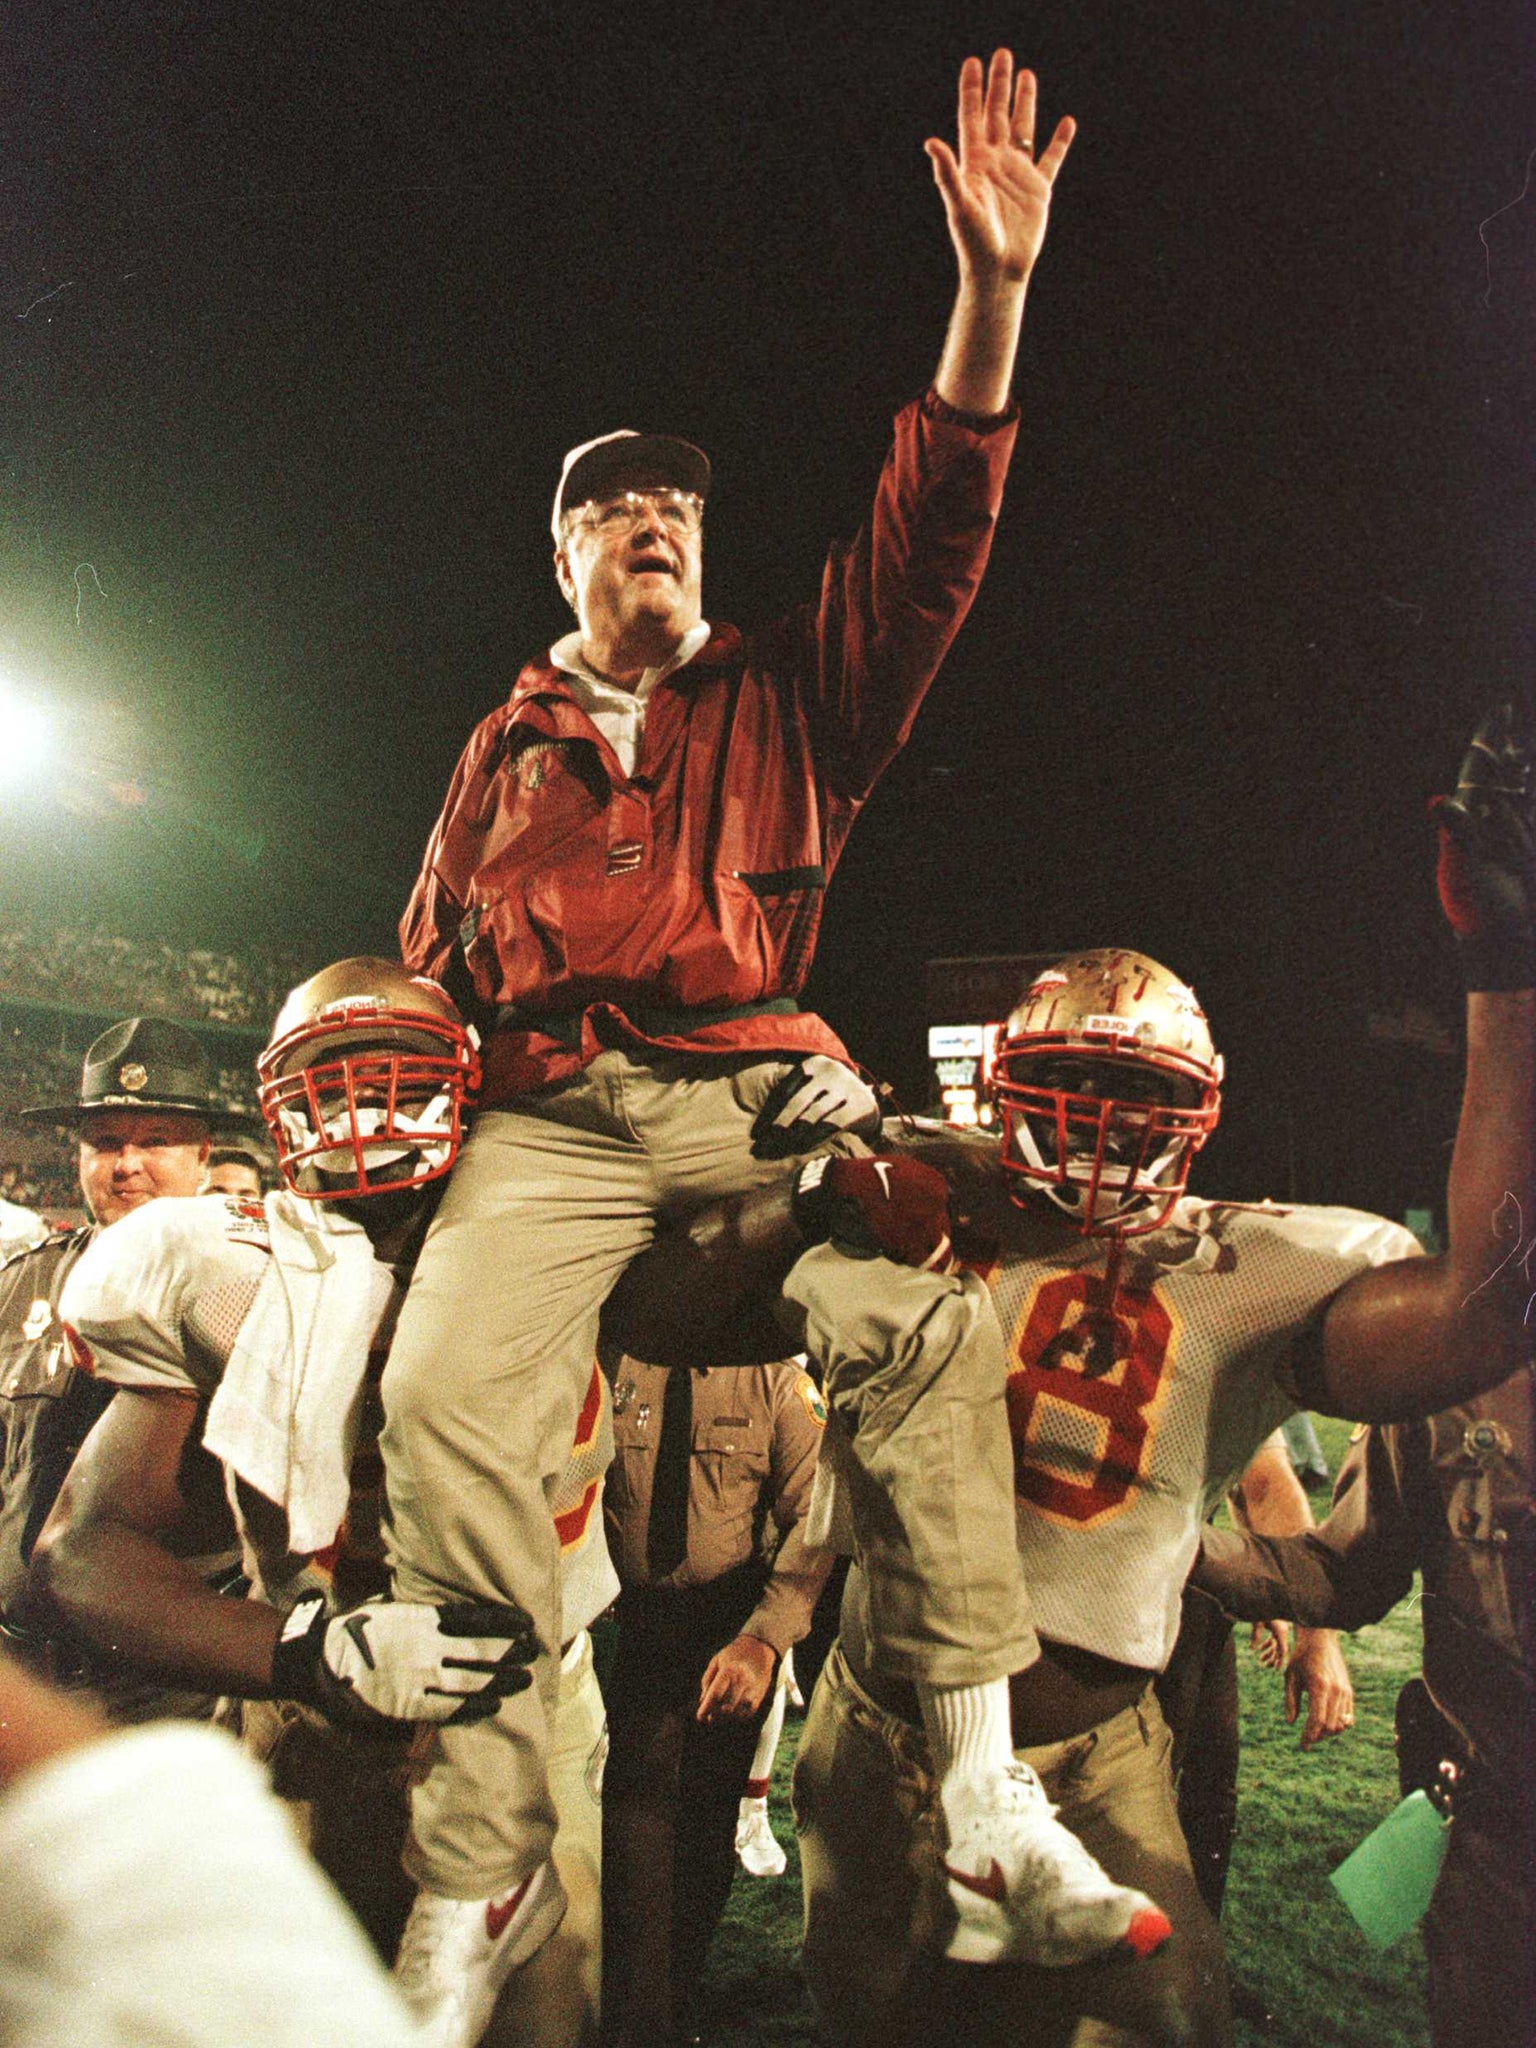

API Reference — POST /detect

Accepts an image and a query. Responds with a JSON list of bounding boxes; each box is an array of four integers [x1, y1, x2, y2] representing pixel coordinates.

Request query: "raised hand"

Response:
[[926, 51, 1075, 286], [1433, 699, 1535, 991]]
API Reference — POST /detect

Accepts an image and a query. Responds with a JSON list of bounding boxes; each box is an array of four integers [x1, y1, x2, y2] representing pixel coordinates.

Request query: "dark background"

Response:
[[2, 2, 1532, 1212]]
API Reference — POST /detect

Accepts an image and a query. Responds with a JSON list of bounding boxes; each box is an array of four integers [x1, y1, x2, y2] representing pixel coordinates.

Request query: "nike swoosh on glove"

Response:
[[750, 1056, 884, 1159], [791, 1152, 955, 1271], [272, 1594, 539, 1731]]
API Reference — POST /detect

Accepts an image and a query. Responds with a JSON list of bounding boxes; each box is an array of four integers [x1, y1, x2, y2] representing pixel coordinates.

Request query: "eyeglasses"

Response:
[[566, 488, 704, 539]]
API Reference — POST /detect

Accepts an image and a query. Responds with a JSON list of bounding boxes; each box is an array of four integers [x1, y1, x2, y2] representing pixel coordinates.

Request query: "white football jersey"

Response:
[[61, 1193, 617, 1632], [978, 1196, 1421, 1670]]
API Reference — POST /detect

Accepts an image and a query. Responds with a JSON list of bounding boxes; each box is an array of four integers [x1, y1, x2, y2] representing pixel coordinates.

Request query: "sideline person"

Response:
[[0, 1018, 218, 1710]]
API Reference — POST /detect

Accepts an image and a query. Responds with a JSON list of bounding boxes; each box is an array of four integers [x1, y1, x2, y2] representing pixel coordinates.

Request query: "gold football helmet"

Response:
[[992, 949, 1223, 1236], [257, 957, 479, 1199]]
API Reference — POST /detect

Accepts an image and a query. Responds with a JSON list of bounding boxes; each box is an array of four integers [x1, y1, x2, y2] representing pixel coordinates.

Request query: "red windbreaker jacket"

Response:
[[401, 389, 1017, 1101]]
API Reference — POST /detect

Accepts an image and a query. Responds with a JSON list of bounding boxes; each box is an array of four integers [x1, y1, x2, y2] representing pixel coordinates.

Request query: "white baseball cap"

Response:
[[551, 429, 711, 540]]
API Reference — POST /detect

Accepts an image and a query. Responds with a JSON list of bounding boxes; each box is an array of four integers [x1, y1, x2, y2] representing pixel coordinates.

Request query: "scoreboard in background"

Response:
[[925, 953, 1054, 1128]]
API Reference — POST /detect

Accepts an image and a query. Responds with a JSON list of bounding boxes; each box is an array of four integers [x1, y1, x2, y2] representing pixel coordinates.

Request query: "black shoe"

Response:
[[1229, 1979, 1276, 2030]]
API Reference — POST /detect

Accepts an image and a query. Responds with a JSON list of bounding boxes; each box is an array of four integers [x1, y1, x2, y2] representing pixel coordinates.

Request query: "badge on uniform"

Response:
[[797, 1376, 828, 1428], [613, 1378, 636, 1416], [21, 1298, 51, 1343], [1461, 1418, 1513, 1466]]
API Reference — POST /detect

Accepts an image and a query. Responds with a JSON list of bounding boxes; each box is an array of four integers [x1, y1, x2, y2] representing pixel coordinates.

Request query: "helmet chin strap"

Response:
[[304, 1091, 456, 1175]]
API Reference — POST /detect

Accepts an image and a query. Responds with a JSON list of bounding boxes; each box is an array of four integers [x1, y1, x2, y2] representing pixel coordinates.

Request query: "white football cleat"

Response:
[[393, 1859, 567, 2047], [941, 1763, 1172, 1968], [735, 1796, 788, 1878]]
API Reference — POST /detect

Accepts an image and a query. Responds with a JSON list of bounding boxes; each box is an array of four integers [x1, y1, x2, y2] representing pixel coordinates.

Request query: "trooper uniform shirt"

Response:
[[603, 1351, 828, 1655], [1197, 1364, 1533, 1794], [601, 1350, 830, 2046], [0, 1225, 99, 1627], [1193, 1370, 1533, 2048]]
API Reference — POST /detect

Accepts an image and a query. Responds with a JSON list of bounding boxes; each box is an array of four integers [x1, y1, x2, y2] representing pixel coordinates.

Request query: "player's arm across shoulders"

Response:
[[881, 1116, 1012, 1240], [1310, 1189, 1523, 1423], [61, 1194, 271, 1398]]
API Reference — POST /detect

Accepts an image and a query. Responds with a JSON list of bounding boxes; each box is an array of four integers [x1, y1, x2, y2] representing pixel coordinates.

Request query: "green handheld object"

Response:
[[1329, 1789, 1449, 1950]]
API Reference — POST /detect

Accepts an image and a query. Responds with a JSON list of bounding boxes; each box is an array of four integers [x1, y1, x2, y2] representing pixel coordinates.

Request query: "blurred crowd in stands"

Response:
[[0, 922, 306, 1030], [0, 922, 306, 1227]]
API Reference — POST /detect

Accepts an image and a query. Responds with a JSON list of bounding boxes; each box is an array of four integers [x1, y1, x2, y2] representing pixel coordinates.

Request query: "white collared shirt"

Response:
[[549, 621, 711, 779]]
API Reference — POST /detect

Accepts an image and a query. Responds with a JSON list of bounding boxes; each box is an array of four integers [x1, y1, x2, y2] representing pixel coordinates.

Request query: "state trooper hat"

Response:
[[19, 1017, 222, 1126]]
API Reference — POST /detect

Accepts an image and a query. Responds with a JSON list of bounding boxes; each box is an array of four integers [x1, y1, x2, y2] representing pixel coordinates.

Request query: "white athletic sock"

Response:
[[915, 1677, 1016, 1792], [747, 1662, 790, 1786]]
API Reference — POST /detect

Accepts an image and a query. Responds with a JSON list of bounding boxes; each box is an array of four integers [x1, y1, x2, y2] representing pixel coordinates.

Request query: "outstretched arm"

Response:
[[1229, 1433, 1354, 1748], [603, 1152, 957, 1367], [1316, 706, 1534, 1420], [1194, 1425, 1418, 1635], [34, 1393, 537, 1729], [31, 1388, 282, 1695], [927, 52, 1075, 416]]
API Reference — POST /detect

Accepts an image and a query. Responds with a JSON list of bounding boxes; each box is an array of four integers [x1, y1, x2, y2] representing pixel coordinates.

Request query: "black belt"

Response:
[[494, 994, 800, 1049]]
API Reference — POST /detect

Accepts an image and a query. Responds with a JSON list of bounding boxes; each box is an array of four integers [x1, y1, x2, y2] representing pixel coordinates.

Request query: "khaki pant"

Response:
[[382, 1051, 797, 1893], [792, 1643, 1233, 2048], [786, 1245, 1035, 1689], [383, 1047, 1031, 1892], [241, 1632, 607, 2048]]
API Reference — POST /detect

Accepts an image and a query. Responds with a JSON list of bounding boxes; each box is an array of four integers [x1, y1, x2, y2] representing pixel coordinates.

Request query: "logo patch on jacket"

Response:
[[515, 739, 582, 792]]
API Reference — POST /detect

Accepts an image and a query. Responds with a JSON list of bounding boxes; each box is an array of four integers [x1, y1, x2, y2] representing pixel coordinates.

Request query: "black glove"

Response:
[[750, 1056, 884, 1159], [1433, 700, 1535, 991], [272, 1593, 539, 1732], [791, 1152, 954, 1270]]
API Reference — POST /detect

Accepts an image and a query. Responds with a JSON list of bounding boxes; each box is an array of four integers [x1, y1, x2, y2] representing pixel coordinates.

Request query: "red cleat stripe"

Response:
[[484, 1875, 532, 1943], [1122, 1907, 1173, 1959], [944, 1858, 1008, 1904]]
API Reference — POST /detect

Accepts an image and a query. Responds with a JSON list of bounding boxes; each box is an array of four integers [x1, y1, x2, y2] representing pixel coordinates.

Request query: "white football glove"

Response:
[[750, 1055, 883, 1158], [272, 1594, 539, 1731]]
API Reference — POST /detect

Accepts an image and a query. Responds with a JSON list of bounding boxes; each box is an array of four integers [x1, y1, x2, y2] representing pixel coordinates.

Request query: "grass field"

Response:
[[696, 1415, 1433, 2046]]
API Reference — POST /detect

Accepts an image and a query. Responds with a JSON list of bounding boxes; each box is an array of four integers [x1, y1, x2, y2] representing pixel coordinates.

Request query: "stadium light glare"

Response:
[[0, 690, 54, 788]]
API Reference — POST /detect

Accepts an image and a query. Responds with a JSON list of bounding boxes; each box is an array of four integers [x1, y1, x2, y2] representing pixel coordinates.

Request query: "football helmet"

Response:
[[992, 950, 1223, 1237], [257, 957, 479, 1200]]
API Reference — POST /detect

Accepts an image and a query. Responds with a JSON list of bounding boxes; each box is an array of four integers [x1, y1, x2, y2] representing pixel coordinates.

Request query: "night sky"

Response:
[[2, 3, 1532, 1206]]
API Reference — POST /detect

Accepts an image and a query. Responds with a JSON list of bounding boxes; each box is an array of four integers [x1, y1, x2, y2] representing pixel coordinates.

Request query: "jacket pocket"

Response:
[[728, 866, 827, 993]]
